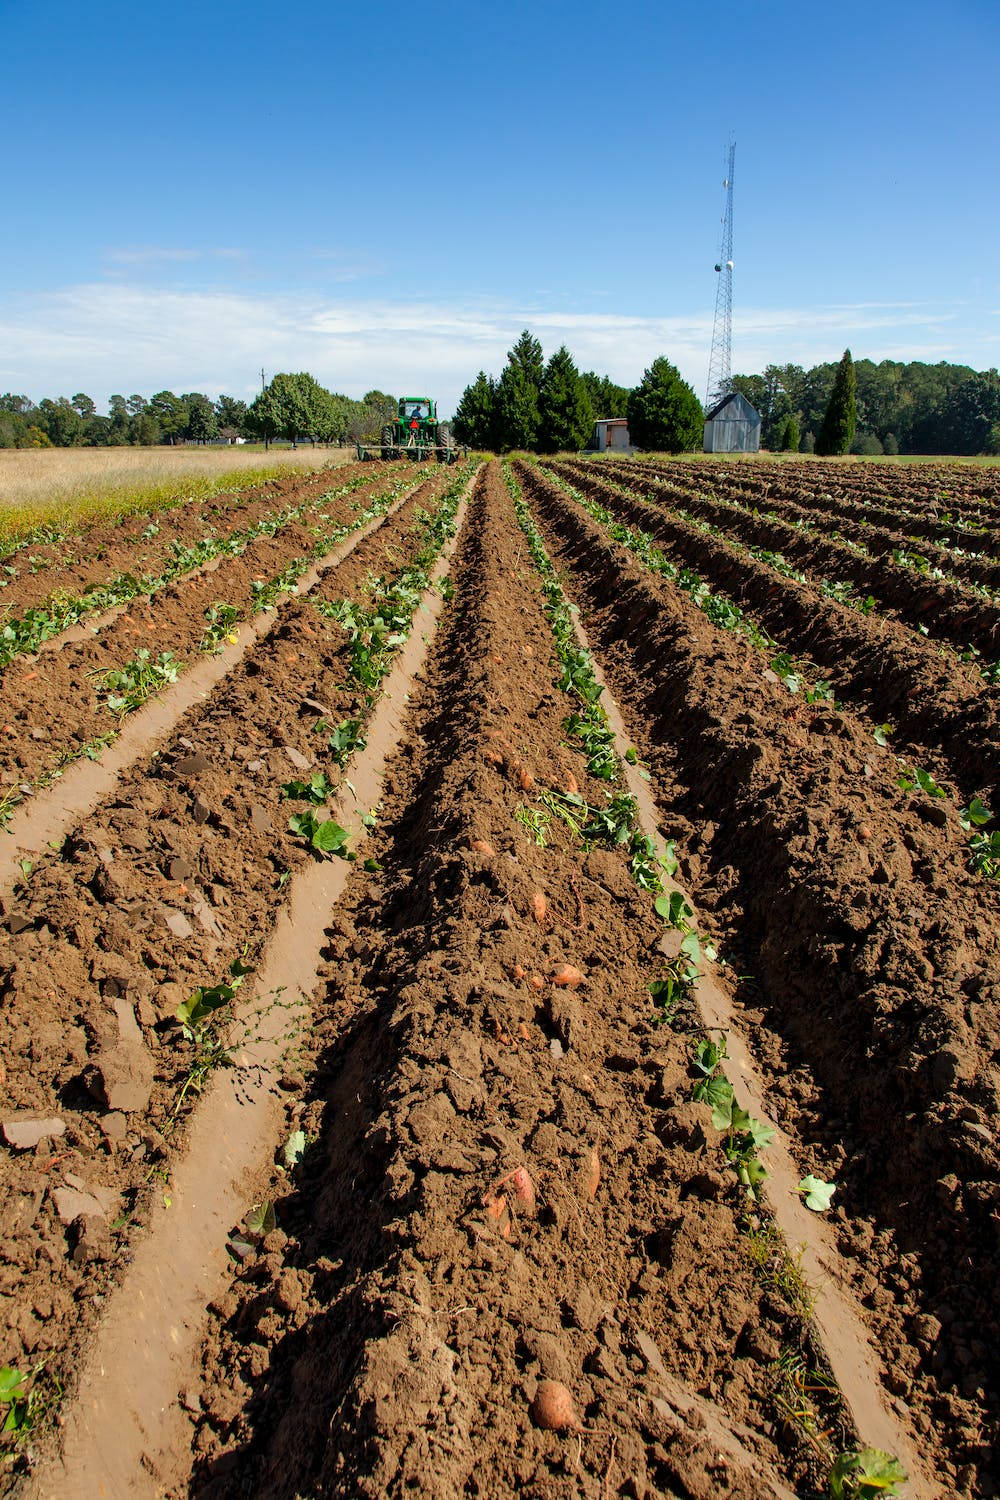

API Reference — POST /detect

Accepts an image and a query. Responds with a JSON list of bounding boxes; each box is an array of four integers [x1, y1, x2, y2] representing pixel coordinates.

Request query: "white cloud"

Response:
[[103, 247, 246, 267], [0, 282, 985, 413]]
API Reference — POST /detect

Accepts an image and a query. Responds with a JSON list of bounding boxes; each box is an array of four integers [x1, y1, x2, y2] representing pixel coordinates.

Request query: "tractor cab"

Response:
[[401, 398, 434, 422]]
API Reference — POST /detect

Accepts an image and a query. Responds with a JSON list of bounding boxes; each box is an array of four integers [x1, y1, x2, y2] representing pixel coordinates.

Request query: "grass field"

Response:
[[0, 443, 354, 549]]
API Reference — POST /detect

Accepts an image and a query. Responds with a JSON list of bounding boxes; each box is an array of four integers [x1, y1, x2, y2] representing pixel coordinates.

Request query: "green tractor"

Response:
[[357, 397, 463, 464]]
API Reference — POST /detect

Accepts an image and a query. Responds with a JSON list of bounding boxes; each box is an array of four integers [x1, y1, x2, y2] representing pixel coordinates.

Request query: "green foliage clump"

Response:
[[537, 346, 593, 453], [495, 330, 545, 450], [452, 371, 498, 449], [814, 348, 857, 456], [626, 357, 703, 453], [779, 413, 800, 451]]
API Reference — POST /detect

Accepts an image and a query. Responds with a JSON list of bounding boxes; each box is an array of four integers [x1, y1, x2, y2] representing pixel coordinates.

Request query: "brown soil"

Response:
[[655, 458, 1000, 577], [608, 458, 1000, 657], [0, 460, 376, 620], [0, 470, 452, 1420], [2, 456, 997, 1498], [178, 462, 831, 1500], [518, 460, 1000, 1496], [551, 459, 1000, 803], [0, 469, 402, 800]]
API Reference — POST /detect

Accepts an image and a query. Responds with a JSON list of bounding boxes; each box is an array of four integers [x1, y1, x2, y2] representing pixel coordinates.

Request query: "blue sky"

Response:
[[1, 0, 997, 414]]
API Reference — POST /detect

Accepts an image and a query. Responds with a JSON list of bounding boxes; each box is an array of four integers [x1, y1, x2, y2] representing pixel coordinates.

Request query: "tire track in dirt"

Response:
[[518, 460, 1000, 1497], [23, 466, 479, 1500], [550, 459, 1000, 802]]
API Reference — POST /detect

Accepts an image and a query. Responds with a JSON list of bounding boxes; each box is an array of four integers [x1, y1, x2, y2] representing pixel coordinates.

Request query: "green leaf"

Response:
[[245, 1201, 276, 1237], [176, 981, 235, 1032], [798, 1174, 836, 1212], [288, 810, 316, 839], [698, 1075, 736, 1129], [679, 931, 702, 964], [692, 1037, 724, 1075], [737, 1154, 770, 1192], [873, 723, 893, 747], [282, 1130, 306, 1167], [959, 796, 992, 831], [829, 1448, 906, 1499], [312, 819, 349, 854], [654, 889, 692, 928], [0, 1367, 26, 1402], [747, 1117, 775, 1150]]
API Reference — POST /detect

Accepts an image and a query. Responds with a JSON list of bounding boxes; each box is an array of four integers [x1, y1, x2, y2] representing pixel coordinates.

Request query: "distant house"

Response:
[[592, 417, 630, 452], [703, 391, 761, 453]]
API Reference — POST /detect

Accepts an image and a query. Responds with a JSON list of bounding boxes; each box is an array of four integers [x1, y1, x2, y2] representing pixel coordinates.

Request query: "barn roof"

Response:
[[705, 390, 761, 424]]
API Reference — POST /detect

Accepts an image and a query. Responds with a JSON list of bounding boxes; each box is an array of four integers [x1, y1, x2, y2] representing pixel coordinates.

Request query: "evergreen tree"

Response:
[[453, 371, 498, 449], [494, 330, 544, 450], [580, 371, 629, 418], [626, 358, 703, 452], [815, 348, 857, 456], [537, 346, 593, 453], [779, 413, 800, 451]]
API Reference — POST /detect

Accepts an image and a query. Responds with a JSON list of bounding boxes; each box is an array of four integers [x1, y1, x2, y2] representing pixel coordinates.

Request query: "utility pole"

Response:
[[260, 367, 266, 392]]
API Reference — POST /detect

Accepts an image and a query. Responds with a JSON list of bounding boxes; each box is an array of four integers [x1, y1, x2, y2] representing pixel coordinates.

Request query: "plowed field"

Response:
[[1, 456, 997, 1499]]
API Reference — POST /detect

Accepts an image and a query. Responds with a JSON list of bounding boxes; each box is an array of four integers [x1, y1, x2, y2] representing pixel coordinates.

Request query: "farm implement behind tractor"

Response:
[[356, 396, 465, 464]]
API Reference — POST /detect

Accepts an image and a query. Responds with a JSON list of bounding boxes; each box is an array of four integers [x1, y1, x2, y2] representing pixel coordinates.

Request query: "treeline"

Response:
[[453, 332, 631, 452], [733, 358, 1000, 456], [0, 376, 396, 449]]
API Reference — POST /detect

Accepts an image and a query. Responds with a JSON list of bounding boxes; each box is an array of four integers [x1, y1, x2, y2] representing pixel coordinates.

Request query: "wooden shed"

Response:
[[703, 391, 761, 453], [592, 418, 631, 452]]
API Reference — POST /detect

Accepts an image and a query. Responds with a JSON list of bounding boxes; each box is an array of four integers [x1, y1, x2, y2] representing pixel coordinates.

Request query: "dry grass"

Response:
[[0, 445, 355, 551]]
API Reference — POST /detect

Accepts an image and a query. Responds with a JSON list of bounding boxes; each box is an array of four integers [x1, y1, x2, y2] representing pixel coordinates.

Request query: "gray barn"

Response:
[[703, 391, 761, 453]]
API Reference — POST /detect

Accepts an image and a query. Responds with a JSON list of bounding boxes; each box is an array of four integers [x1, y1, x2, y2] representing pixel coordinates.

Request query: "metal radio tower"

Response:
[[706, 141, 736, 409]]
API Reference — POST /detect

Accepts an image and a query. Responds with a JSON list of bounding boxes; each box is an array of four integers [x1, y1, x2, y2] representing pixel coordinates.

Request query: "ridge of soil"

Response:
[[642, 460, 1000, 590], [551, 459, 1000, 802], [518, 459, 1000, 1496], [0, 470, 406, 799], [608, 459, 1000, 656], [0, 459, 378, 619], [178, 463, 837, 1500], [0, 471, 454, 1417]]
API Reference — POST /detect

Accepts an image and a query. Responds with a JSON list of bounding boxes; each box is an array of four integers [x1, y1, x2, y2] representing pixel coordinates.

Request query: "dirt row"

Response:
[[0, 469, 458, 1425], [551, 459, 1000, 803], [518, 460, 1000, 1497], [0, 468, 412, 809], [0, 459, 376, 619], [620, 456, 1000, 596], [175, 460, 829, 1500], [657, 457, 1000, 550], [665, 456, 1000, 522], [596, 458, 1000, 659]]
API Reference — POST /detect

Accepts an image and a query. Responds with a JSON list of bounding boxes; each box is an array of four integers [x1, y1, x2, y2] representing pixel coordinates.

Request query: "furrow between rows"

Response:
[[518, 459, 1000, 1496], [0, 463, 476, 1449], [550, 459, 1000, 801]]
